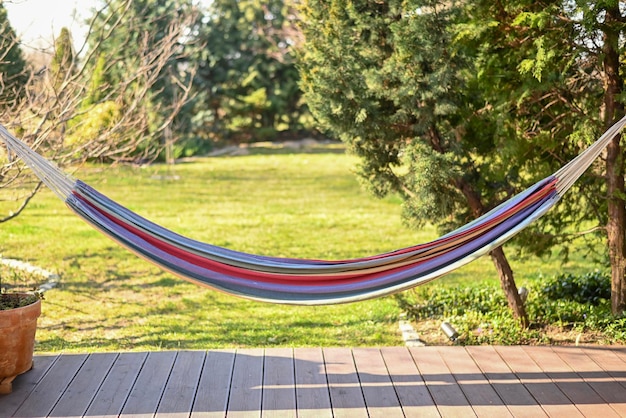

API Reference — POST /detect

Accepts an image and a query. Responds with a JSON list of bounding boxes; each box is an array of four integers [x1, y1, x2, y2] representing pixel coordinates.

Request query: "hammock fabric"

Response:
[[2, 117, 626, 305]]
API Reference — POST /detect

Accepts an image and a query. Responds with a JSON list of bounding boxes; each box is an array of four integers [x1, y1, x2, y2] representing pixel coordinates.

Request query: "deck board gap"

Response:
[[116, 350, 152, 416], [290, 348, 298, 415], [48, 354, 89, 416], [187, 350, 209, 416], [407, 347, 439, 414], [259, 348, 265, 416], [350, 347, 370, 414], [221, 350, 238, 417], [80, 352, 120, 416], [379, 348, 405, 416], [320, 347, 334, 414], [154, 351, 180, 414]]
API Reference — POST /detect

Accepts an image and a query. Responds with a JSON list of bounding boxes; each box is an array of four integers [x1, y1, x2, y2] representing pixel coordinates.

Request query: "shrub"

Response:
[[394, 285, 508, 320], [65, 101, 123, 149], [395, 270, 623, 345], [540, 270, 610, 305]]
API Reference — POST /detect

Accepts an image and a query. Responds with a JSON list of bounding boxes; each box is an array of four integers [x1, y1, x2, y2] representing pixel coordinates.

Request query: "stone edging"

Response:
[[399, 313, 426, 347]]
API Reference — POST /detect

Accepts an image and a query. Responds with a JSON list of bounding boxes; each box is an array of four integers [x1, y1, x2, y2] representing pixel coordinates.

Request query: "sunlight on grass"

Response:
[[1, 149, 606, 352]]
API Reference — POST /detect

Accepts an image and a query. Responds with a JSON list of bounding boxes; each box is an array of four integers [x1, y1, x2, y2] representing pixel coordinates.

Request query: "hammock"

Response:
[[1, 117, 626, 305]]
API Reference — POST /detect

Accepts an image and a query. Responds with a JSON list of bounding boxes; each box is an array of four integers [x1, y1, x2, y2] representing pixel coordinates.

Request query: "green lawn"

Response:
[[1, 146, 603, 352]]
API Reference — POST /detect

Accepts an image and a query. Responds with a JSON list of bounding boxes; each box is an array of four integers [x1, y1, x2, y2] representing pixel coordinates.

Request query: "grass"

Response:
[[0, 145, 607, 352]]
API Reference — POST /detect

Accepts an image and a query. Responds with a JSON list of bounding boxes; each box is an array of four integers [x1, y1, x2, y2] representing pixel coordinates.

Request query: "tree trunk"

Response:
[[490, 247, 528, 327], [606, 136, 626, 315], [603, 5, 626, 316], [455, 178, 529, 326]]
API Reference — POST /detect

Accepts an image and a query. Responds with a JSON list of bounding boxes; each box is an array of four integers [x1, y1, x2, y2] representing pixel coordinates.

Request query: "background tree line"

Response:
[[1, 0, 625, 322]]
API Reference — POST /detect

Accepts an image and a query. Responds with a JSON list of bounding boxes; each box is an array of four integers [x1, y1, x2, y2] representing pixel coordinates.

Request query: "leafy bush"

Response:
[[396, 270, 624, 345], [65, 101, 123, 149], [540, 270, 610, 304], [394, 285, 508, 319]]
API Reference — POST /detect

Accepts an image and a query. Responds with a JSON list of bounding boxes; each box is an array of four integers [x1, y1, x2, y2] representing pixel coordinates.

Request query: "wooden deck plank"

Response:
[[48, 352, 118, 418], [2, 346, 626, 417], [494, 345, 584, 418], [227, 348, 265, 418], [0, 354, 58, 418], [191, 349, 236, 418], [323, 347, 368, 418], [605, 346, 626, 363], [523, 345, 621, 418], [466, 345, 547, 418], [581, 346, 626, 389], [156, 350, 206, 418], [83, 351, 148, 417], [410, 346, 476, 418], [380, 346, 440, 417], [120, 351, 178, 418], [437, 346, 513, 418], [11, 353, 87, 418], [293, 347, 332, 418], [352, 347, 404, 418], [262, 347, 296, 418], [552, 346, 626, 417]]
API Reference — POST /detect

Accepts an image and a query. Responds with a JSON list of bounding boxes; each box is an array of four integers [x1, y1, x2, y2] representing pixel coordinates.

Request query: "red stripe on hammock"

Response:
[[71, 178, 557, 286]]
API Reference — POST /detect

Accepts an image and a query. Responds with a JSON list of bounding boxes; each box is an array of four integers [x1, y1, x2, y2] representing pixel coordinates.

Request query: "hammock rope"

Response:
[[1, 117, 626, 304]]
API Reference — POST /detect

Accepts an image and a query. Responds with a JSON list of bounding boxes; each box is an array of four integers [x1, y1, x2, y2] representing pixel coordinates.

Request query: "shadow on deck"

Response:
[[1, 345, 626, 417]]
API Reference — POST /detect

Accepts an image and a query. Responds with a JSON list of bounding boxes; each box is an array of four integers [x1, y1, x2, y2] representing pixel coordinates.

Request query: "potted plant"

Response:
[[0, 262, 43, 395]]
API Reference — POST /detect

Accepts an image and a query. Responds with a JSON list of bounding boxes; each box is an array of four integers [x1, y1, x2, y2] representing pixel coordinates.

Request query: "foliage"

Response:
[[0, 264, 44, 310], [193, 0, 313, 143], [0, 2, 28, 107], [457, 1, 607, 251], [50, 27, 75, 91], [541, 271, 611, 305], [395, 286, 509, 320], [82, 0, 199, 160], [84, 54, 107, 106], [64, 101, 123, 149], [460, 1, 626, 313], [298, 0, 530, 322], [397, 270, 624, 344], [0, 294, 39, 310]]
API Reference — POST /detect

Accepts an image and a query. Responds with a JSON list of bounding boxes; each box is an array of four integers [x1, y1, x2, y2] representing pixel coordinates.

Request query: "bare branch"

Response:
[[1, 0, 199, 221]]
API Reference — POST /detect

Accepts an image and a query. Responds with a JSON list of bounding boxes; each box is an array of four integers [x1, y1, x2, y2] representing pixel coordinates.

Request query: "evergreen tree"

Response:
[[299, 0, 529, 324], [0, 2, 28, 107], [84, 53, 107, 106], [193, 0, 308, 143], [50, 27, 75, 91], [463, 0, 626, 314]]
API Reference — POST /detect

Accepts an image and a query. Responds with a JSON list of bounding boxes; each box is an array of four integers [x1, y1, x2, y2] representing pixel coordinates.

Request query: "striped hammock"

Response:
[[2, 117, 626, 305]]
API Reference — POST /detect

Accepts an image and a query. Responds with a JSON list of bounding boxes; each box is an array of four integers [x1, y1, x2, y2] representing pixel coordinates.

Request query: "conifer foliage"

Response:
[[0, 3, 27, 108], [193, 0, 309, 143], [299, 0, 529, 324], [300, 0, 626, 317]]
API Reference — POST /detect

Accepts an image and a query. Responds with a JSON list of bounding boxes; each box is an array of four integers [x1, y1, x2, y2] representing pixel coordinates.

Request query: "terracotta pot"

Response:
[[0, 294, 41, 395]]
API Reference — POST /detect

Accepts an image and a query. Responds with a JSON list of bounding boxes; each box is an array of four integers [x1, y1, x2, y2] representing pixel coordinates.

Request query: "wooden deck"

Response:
[[1, 346, 625, 417]]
